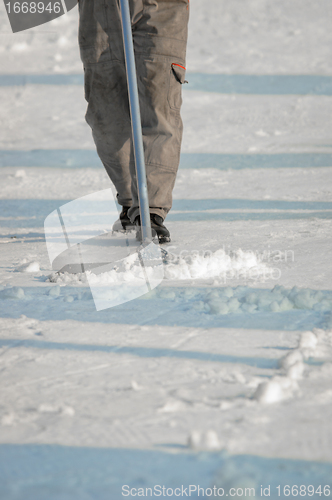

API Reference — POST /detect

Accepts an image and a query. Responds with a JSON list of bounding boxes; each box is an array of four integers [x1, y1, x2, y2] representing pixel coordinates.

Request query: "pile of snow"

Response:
[[278, 350, 305, 380], [45, 247, 332, 316], [299, 330, 318, 351], [154, 285, 332, 317], [48, 272, 87, 284], [88, 265, 158, 287], [48, 248, 272, 284], [15, 261, 40, 273], [14, 169, 26, 178], [163, 248, 272, 281], [254, 329, 321, 404], [46, 268, 332, 318], [202, 286, 332, 316], [253, 376, 298, 404]]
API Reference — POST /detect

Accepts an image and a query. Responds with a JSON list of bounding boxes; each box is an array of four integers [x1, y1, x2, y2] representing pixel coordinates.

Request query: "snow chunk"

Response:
[[198, 283, 332, 317], [57, 36, 68, 47], [15, 261, 40, 273], [279, 350, 303, 370], [287, 361, 305, 380], [208, 300, 229, 315], [11, 42, 28, 52], [1, 413, 15, 426], [279, 297, 294, 311], [293, 290, 319, 309], [253, 376, 297, 404], [227, 298, 241, 313], [38, 404, 75, 416], [158, 400, 187, 413], [278, 348, 306, 380], [48, 272, 87, 284], [222, 286, 234, 298], [164, 248, 271, 281], [297, 330, 318, 359], [314, 300, 332, 312], [15, 169, 26, 178], [188, 430, 221, 451], [38, 404, 60, 414], [61, 406, 75, 417], [277, 348, 306, 380], [131, 380, 142, 391], [64, 295, 74, 303], [299, 331, 318, 350], [242, 303, 257, 313], [245, 292, 258, 304], [0, 287, 25, 300], [48, 285, 61, 297]]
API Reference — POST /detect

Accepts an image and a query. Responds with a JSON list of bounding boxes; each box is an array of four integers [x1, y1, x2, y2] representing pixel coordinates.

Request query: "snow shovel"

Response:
[[119, 0, 152, 244], [44, 0, 165, 299]]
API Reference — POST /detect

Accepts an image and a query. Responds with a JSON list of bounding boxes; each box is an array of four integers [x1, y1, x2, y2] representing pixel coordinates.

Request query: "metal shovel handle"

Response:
[[119, 0, 152, 242]]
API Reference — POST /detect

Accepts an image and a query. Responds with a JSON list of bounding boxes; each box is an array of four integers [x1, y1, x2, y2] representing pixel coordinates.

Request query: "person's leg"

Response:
[[128, 0, 190, 222], [78, 0, 133, 208], [78, 0, 189, 218]]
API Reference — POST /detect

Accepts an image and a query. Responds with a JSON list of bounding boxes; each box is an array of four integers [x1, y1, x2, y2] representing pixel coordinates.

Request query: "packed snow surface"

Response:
[[0, 0, 332, 497]]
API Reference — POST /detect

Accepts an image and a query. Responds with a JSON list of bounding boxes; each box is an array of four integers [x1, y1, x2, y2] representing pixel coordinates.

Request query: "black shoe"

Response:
[[113, 206, 134, 231], [119, 206, 132, 229], [135, 213, 171, 244]]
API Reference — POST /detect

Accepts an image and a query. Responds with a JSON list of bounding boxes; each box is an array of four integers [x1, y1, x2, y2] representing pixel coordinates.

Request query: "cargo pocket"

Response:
[[167, 63, 186, 110], [83, 65, 92, 102]]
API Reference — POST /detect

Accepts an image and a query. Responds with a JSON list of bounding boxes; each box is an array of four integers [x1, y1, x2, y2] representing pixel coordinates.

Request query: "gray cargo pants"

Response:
[[78, 0, 189, 222]]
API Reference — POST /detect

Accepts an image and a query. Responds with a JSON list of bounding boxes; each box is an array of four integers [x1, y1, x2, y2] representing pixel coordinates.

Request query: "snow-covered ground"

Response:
[[0, 1, 332, 498]]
